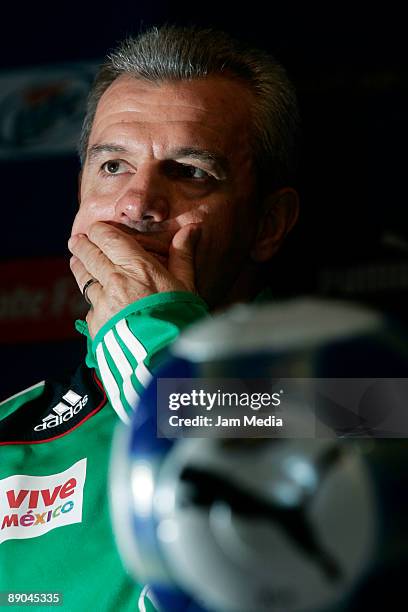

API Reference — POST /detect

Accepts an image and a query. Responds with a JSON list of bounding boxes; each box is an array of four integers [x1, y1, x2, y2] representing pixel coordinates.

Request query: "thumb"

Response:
[[168, 224, 201, 292]]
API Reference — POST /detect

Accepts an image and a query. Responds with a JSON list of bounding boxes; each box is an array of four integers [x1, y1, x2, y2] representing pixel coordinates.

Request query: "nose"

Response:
[[114, 163, 169, 227]]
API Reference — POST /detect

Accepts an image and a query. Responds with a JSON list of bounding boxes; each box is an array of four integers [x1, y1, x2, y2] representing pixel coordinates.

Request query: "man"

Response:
[[0, 26, 299, 610]]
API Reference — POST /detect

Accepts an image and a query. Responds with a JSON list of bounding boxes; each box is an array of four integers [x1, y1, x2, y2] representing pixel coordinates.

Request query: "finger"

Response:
[[69, 255, 103, 305], [82, 278, 102, 306], [69, 254, 90, 292], [107, 223, 170, 255], [87, 222, 158, 268], [168, 224, 200, 292], [68, 233, 116, 285]]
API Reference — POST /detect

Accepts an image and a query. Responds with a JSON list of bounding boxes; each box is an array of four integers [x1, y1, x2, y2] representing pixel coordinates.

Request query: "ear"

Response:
[[77, 170, 82, 205], [251, 187, 299, 263]]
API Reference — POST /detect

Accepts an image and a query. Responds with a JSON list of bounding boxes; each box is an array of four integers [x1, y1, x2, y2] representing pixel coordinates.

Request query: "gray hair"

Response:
[[79, 25, 300, 192]]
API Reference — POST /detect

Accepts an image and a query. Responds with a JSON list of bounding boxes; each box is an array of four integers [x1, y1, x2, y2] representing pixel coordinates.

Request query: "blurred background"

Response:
[[0, 2, 407, 399]]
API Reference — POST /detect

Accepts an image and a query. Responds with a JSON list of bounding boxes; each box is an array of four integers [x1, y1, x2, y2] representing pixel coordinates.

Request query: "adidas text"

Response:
[[34, 391, 88, 432]]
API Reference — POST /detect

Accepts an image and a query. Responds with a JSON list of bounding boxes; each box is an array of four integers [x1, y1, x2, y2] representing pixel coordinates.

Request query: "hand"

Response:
[[68, 221, 200, 338]]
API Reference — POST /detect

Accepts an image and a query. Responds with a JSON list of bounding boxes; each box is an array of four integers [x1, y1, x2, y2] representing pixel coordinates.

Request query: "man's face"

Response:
[[72, 75, 261, 307]]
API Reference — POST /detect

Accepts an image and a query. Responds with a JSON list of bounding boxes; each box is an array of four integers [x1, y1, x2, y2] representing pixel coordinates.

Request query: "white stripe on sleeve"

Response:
[[115, 319, 153, 388], [96, 343, 130, 424], [136, 362, 154, 388], [104, 329, 140, 409]]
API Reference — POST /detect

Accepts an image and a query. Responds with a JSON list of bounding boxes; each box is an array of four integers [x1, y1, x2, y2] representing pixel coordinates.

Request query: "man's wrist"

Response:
[[92, 290, 208, 352]]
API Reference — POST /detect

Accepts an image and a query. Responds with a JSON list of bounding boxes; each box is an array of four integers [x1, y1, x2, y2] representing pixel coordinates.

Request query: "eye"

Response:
[[101, 159, 128, 175], [163, 161, 214, 182], [179, 164, 211, 180]]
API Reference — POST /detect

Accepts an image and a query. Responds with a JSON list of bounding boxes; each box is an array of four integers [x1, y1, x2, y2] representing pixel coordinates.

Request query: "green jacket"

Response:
[[0, 292, 208, 612]]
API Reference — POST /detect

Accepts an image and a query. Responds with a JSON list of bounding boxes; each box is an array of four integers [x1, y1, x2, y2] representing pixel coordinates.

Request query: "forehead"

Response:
[[89, 74, 254, 158]]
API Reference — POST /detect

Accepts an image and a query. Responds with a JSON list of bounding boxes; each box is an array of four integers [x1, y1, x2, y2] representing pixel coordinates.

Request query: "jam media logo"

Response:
[[34, 390, 88, 432], [0, 63, 98, 159], [0, 458, 87, 544]]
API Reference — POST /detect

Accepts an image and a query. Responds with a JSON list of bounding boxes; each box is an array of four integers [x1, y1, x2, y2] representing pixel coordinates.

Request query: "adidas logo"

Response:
[[34, 390, 88, 432]]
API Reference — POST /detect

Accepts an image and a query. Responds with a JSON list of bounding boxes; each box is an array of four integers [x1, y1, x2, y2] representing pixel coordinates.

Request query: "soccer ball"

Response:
[[109, 298, 408, 611]]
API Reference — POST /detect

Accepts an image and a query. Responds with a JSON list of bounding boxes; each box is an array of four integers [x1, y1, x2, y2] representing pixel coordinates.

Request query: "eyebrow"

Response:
[[86, 143, 229, 177], [87, 143, 128, 162], [168, 147, 229, 176]]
